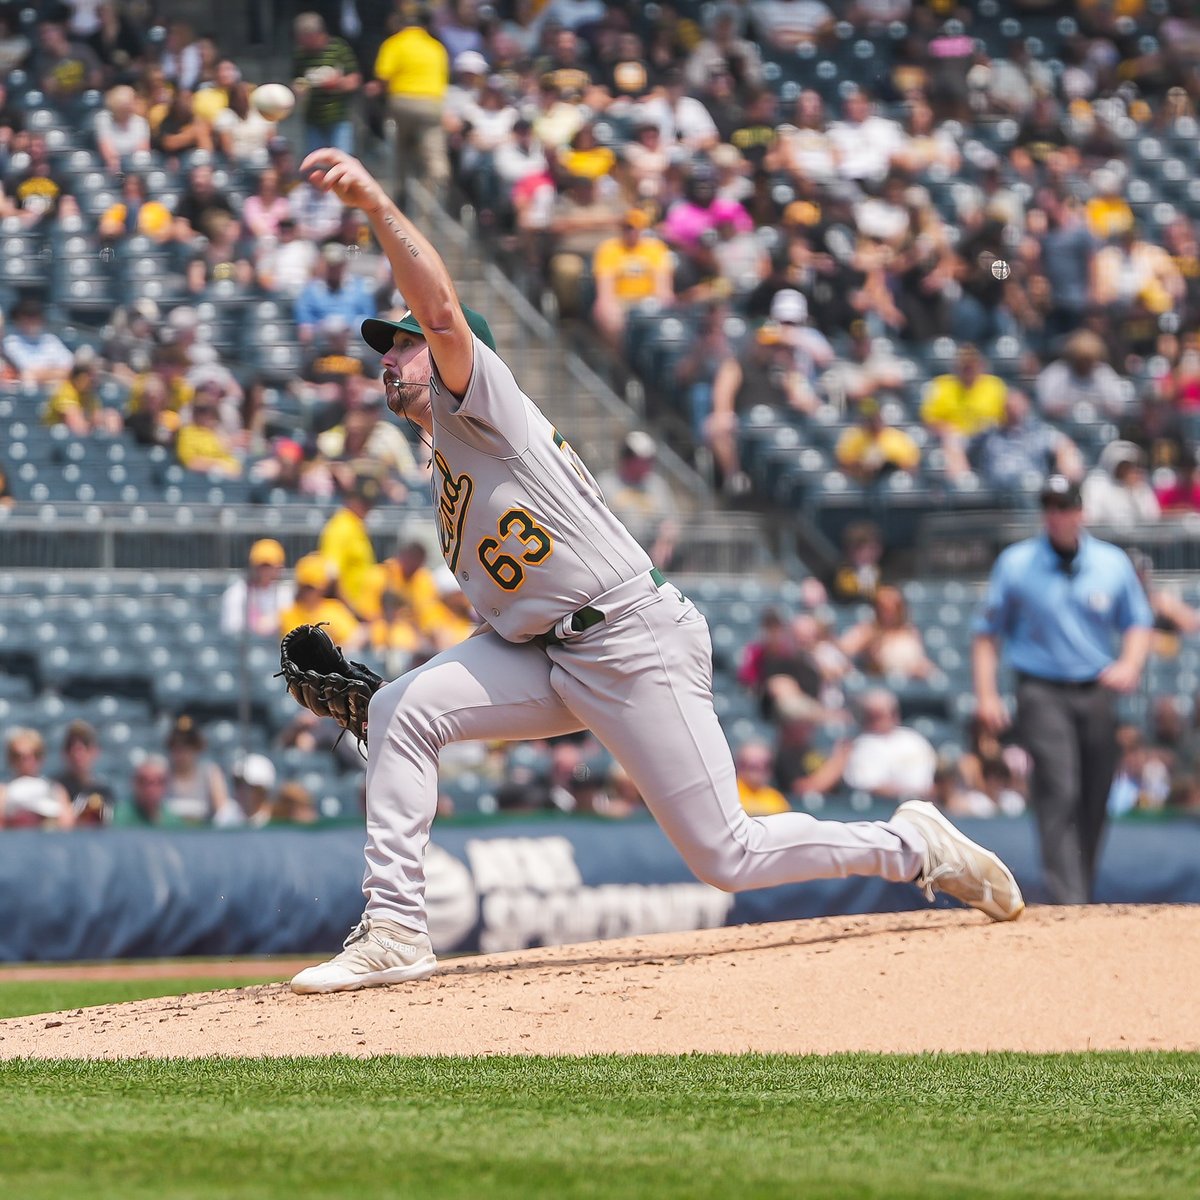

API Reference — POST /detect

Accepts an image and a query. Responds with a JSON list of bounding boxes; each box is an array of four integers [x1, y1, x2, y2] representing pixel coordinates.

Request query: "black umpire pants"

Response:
[[1016, 674, 1119, 905]]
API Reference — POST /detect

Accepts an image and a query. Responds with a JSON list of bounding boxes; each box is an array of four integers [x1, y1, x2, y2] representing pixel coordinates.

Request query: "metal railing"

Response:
[[0, 501, 774, 576], [917, 512, 1200, 576]]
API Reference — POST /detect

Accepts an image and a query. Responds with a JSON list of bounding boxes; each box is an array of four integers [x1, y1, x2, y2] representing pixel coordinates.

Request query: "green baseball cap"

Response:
[[360, 305, 497, 355]]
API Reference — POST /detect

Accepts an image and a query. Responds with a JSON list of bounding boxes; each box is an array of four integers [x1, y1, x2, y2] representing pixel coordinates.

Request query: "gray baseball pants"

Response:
[[362, 572, 925, 933], [1016, 675, 1119, 904]]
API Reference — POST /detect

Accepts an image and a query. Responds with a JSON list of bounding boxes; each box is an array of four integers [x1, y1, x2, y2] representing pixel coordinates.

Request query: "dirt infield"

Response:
[[1, 905, 1196, 1059]]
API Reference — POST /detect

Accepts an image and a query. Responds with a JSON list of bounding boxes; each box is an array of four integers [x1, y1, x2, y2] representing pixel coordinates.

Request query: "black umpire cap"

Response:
[[1039, 475, 1082, 509]]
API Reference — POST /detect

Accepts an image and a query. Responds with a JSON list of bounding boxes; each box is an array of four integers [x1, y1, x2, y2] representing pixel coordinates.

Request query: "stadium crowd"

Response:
[[4, 0, 1200, 832]]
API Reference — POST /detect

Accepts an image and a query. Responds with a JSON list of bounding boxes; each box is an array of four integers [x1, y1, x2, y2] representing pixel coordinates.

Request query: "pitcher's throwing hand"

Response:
[[301, 148, 388, 214]]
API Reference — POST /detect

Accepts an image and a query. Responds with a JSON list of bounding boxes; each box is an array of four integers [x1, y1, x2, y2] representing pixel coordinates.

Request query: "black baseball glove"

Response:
[[279, 624, 384, 748]]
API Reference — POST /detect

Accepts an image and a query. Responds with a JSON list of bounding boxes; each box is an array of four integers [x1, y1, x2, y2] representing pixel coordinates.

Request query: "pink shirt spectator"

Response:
[[663, 197, 752, 250], [243, 194, 293, 239], [1156, 480, 1200, 512]]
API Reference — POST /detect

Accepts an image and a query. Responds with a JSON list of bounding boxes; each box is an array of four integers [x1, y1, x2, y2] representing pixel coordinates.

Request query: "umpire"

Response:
[[971, 475, 1153, 903]]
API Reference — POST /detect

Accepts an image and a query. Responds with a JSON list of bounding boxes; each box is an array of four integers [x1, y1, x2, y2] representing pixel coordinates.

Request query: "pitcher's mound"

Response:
[[2, 905, 1197, 1059]]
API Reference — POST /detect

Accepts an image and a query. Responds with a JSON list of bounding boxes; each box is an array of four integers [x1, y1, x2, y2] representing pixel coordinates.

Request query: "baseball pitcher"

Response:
[[286, 150, 1024, 994]]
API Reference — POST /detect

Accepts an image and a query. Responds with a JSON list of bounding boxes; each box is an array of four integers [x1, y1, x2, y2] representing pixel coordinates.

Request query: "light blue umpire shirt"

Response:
[[972, 532, 1153, 682]]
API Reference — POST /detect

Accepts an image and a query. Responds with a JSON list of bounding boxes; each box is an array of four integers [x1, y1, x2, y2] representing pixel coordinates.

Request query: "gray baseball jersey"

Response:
[[354, 333, 930, 942], [428, 336, 652, 643]]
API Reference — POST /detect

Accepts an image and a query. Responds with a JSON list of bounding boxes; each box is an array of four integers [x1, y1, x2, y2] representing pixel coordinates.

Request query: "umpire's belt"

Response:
[[541, 568, 669, 646], [1016, 672, 1099, 690]]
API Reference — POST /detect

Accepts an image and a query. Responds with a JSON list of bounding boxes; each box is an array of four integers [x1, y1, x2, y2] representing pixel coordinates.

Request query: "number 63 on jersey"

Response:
[[477, 508, 554, 591]]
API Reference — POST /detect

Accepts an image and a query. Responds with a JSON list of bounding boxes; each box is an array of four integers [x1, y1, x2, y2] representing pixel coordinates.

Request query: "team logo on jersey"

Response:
[[432, 449, 474, 571]]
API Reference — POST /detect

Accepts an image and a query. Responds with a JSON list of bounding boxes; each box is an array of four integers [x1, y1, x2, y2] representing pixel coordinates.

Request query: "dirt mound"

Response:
[[2, 905, 1196, 1059]]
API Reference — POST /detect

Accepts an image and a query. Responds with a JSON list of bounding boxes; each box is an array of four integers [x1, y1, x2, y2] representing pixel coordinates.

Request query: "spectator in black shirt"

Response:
[[0, 75, 25, 147], [54, 721, 116, 827], [7, 134, 75, 222], [173, 162, 237, 242], [124, 373, 177, 448], [697, 68, 744, 145], [89, 1, 146, 83], [533, 28, 596, 98], [0, 7, 31, 78], [1011, 95, 1075, 180], [153, 89, 214, 160], [301, 314, 368, 404], [35, 20, 104, 101], [826, 521, 885, 605], [596, 31, 655, 100], [730, 88, 779, 170], [292, 11, 362, 157], [951, 211, 1012, 345]]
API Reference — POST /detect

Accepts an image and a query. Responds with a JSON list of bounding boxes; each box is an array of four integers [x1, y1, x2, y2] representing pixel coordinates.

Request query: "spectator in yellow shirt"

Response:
[[128, 346, 194, 416], [835, 398, 921, 484], [920, 344, 1006, 468], [1084, 168, 1133, 242], [735, 740, 791, 816], [921, 345, 1007, 437], [369, 591, 425, 678], [371, 10, 450, 201], [559, 123, 616, 181], [368, 539, 458, 636], [428, 570, 478, 649], [175, 395, 241, 477], [319, 475, 381, 619], [279, 553, 365, 650], [592, 210, 675, 352], [44, 350, 123, 435]]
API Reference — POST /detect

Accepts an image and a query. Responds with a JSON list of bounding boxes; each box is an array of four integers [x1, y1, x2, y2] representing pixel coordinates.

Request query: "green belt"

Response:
[[542, 569, 667, 646]]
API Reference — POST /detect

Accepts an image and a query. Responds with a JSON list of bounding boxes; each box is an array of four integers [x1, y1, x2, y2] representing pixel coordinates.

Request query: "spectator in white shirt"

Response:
[[161, 21, 203, 91], [829, 86, 906, 184], [213, 83, 277, 163], [444, 48, 488, 132], [530, 0, 607, 35], [634, 67, 719, 153], [220, 539, 295, 637], [2, 298, 73, 386], [774, 89, 838, 183], [257, 216, 320, 297], [94, 85, 150, 173], [749, 0, 835, 52], [1081, 441, 1161, 528], [290, 179, 345, 242], [770, 288, 835, 385], [685, 4, 764, 92], [459, 77, 518, 174], [842, 689, 938, 799], [1034, 329, 1128, 421], [493, 117, 548, 192]]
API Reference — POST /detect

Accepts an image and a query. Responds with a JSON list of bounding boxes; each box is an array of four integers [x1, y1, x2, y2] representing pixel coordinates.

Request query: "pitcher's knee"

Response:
[[684, 845, 747, 893], [369, 675, 437, 747]]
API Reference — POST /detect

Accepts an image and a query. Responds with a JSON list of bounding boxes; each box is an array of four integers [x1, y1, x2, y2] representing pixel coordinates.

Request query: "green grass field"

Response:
[[2, 1054, 1198, 1200], [1, 980, 1198, 1199], [0, 976, 286, 1020]]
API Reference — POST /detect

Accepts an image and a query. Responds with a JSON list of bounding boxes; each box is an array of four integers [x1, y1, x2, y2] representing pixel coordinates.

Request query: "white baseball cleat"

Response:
[[290, 916, 438, 994], [894, 799, 1025, 922]]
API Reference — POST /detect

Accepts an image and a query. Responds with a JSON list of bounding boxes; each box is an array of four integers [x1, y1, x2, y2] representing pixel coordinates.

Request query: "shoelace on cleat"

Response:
[[342, 919, 371, 950], [918, 862, 957, 903]]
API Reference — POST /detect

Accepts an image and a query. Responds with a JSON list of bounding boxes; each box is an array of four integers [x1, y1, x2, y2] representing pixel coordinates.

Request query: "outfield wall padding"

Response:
[[0, 816, 1197, 962]]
